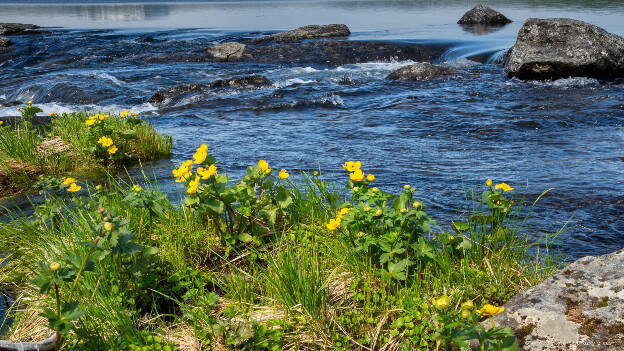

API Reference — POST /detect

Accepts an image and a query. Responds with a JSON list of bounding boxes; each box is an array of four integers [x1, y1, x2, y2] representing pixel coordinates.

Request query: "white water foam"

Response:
[[0, 102, 158, 117], [272, 78, 316, 88], [506, 77, 601, 89]]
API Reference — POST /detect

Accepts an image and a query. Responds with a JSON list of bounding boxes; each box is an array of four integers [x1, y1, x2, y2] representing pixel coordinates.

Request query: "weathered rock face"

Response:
[[0, 23, 39, 36], [505, 18, 624, 80], [457, 5, 511, 25], [206, 42, 246, 61], [148, 75, 271, 104], [487, 248, 624, 350], [251, 24, 350, 43], [386, 63, 457, 81]]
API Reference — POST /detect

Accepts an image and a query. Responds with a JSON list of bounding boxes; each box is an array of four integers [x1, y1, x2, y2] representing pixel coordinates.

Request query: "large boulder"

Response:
[[0, 23, 39, 35], [505, 18, 624, 80], [251, 24, 350, 43], [386, 63, 457, 81], [148, 75, 271, 104], [486, 248, 624, 350], [206, 42, 246, 61], [457, 5, 511, 25]]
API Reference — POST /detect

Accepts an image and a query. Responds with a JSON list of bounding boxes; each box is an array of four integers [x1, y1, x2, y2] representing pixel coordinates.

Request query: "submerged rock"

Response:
[[206, 42, 246, 61], [457, 5, 511, 25], [148, 75, 271, 104], [251, 24, 350, 43], [0, 23, 40, 36], [486, 248, 624, 350], [505, 18, 624, 80], [386, 63, 457, 81]]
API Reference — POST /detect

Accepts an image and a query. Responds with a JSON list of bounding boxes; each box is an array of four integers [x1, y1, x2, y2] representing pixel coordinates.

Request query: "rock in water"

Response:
[[0, 23, 39, 35], [505, 18, 624, 80], [148, 75, 271, 104], [206, 42, 247, 61], [252, 24, 350, 43], [0, 37, 10, 47], [487, 248, 624, 350], [457, 5, 511, 25], [386, 63, 457, 81]]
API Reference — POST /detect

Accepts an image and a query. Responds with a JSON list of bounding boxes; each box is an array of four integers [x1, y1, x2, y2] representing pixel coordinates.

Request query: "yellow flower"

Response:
[[313, 171, 318, 176], [412, 201, 422, 209], [371, 187, 378, 193], [400, 208, 407, 213], [95, 185, 102, 190], [432, 296, 452, 310], [494, 183, 514, 192], [130, 112, 137, 118], [0, 121, 3, 126], [62, 177, 77, 185], [342, 161, 361, 172], [339, 207, 349, 216], [67, 183, 81, 192], [326, 218, 340, 231], [279, 169, 289, 179], [404, 184, 410, 190], [375, 209, 382, 216], [27, 100, 33, 105], [172, 160, 193, 182], [85, 118, 97, 126], [461, 310, 471, 319], [197, 164, 217, 179], [187, 176, 200, 194], [350, 169, 365, 182], [49, 112, 58, 117], [366, 174, 375, 182], [193, 148, 207, 164], [258, 160, 269, 171], [108, 145, 118, 154], [364, 206, 371, 212], [97, 114, 109, 121], [477, 304, 504, 316], [132, 184, 142, 192], [50, 262, 61, 272], [120, 110, 130, 117], [486, 179, 492, 187], [265, 168, 272, 175], [97, 136, 114, 147]]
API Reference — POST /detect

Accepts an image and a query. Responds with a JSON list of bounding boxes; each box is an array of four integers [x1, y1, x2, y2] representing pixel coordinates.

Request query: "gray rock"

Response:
[[252, 24, 350, 43], [386, 63, 457, 81], [0, 37, 9, 47], [457, 5, 511, 25], [0, 23, 39, 36], [505, 18, 624, 80], [206, 42, 247, 61], [148, 75, 271, 104], [486, 248, 624, 350]]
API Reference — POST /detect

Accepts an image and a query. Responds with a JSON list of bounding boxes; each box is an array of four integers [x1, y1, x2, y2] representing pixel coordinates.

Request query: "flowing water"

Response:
[[0, 0, 623, 265]]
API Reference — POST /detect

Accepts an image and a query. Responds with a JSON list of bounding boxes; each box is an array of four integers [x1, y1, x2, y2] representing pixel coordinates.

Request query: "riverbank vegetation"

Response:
[[0, 102, 172, 197], [0, 144, 563, 350]]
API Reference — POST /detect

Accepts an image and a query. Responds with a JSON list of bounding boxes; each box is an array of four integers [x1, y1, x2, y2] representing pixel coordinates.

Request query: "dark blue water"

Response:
[[0, 0, 623, 263]]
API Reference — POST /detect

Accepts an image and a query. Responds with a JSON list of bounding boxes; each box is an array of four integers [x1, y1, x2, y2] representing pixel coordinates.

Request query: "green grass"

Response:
[[0, 169, 564, 350], [0, 111, 172, 197]]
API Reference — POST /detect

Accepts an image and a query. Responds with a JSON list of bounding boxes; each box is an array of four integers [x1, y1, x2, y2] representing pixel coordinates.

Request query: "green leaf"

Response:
[[238, 233, 253, 243], [276, 187, 292, 209], [260, 207, 278, 226], [451, 221, 470, 233], [121, 129, 136, 139], [204, 198, 224, 214]]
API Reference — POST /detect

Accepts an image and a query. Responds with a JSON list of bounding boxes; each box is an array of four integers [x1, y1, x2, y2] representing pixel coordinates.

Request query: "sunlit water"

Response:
[[0, 0, 622, 264]]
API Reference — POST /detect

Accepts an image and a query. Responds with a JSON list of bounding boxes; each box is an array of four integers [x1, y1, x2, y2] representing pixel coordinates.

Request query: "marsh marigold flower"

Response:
[[67, 183, 81, 192], [279, 169, 289, 179], [375, 209, 382, 216], [313, 171, 318, 176], [50, 262, 61, 272], [350, 169, 365, 182], [49, 112, 58, 117], [494, 182, 514, 192], [413, 201, 422, 209], [342, 161, 361, 172], [132, 184, 142, 192], [98, 136, 114, 147], [63, 177, 77, 185], [477, 304, 504, 316], [404, 184, 411, 190], [432, 296, 451, 310], [193, 148, 207, 164], [187, 176, 200, 194], [197, 164, 217, 179], [326, 218, 340, 231], [120, 110, 130, 117], [258, 160, 269, 171], [486, 179, 492, 187], [108, 145, 118, 154], [366, 174, 375, 182]]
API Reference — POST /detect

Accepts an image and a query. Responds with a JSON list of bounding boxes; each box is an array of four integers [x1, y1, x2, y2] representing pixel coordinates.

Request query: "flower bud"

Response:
[[353, 187, 359, 192], [104, 222, 113, 232], [375, 209, 382, 216], [461, 301, 474, 310], [485, 179, 492, 187], [412, 201, 422, 209], [432, 296, 451, 310], [404, 184, 410, 190], [50, 262, 61, 272], [400, 208, 407, 213], [103, 216, 110, 222], [461, 309, 471, 319], [97, 207, 105, 215]]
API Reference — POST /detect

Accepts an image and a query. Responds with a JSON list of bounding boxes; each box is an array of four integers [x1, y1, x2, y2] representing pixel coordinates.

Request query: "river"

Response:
[[0, 0, 622, 262]]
